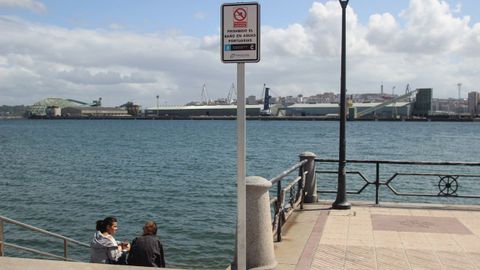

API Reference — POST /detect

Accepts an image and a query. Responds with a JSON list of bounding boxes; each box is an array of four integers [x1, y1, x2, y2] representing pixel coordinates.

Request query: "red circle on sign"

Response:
[[234, 8, 247, 21]]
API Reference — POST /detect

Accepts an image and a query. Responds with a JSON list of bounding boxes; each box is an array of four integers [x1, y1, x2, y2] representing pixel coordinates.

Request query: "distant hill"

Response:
[[0, 105, 29, 117]]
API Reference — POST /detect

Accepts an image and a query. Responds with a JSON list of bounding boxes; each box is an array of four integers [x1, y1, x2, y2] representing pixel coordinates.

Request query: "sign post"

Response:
[[222, 3, 260, 270]]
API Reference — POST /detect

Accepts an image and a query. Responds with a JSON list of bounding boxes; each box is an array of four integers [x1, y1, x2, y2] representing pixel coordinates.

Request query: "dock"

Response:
[[274, 201, 480, 270]]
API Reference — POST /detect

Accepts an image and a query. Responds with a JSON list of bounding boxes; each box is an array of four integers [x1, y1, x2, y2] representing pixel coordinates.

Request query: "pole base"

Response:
[[332, 201, 351, 210], [304, 195, 318, 203]]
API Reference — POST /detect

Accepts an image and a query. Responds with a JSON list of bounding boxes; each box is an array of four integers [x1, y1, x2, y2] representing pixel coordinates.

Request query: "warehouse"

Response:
[[286, 102, 411, 118], [144, 104, 263, 117], [62, 107, 131, 118]]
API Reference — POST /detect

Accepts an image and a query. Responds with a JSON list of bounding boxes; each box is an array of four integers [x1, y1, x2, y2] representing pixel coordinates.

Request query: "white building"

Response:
[[246, 95, 257, 105]]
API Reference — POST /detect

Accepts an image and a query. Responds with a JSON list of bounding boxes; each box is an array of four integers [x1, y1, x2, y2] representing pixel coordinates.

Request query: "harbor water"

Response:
[[1, 120, 479, 269]]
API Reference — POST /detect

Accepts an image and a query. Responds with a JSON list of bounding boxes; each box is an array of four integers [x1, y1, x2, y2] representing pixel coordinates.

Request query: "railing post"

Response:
[[0, 220, 4, 256], [64, 239, 68, 260], [277, 181, 281, 207], [299, 152, 318, 203], [299, 165, 305, 210], [276, 180, 282, 241], [277, 211, 282, 242], [375, 162, 380, 205], [233, 176, 277, 270]]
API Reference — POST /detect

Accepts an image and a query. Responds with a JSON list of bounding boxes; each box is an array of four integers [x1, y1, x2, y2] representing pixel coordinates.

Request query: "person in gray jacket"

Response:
[[90, 217, 130, 264], [127, 220, 165, 267]]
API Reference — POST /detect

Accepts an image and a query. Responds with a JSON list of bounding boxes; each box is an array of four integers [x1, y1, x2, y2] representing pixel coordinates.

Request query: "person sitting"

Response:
[[127, 220, 165, 267], [90, 216, 130, 264]]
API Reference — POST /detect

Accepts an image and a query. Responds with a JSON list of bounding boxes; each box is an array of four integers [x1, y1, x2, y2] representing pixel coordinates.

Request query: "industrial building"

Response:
[[27, 88, 436, 120], [28, 97, 132, 118], [468, 91, 480, 116], [61, 107, 130, 118], [28, 98, 90, 117], [144, 102, 412, 119], [144, 104, 264, 117], [285, 102, 411, 118], [412, 88, 433, 116]]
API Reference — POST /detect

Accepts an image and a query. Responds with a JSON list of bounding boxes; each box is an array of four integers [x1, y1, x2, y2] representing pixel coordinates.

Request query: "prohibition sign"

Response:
[[221, 2, 260, 62], [234, 8, 247, 22]]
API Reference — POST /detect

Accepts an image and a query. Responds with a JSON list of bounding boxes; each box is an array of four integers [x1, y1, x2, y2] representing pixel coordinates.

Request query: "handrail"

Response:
[[0, 215, 89, 260], [315, 158, 480, 204], [270, 159, 307, 184], [268, 160, 308, 242], [0, 215, 89, 247], [0, 242, 76, 261], [316, 158, 480, 166]]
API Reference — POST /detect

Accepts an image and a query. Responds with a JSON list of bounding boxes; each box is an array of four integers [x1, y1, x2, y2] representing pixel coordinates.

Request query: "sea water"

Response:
[[0, 120, 479, 269]]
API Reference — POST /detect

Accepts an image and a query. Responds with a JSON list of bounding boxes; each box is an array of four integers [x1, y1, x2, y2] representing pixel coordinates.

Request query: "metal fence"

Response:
[[315, 159, 480, 204], [0, 215, 89, 261], [268, 159, 308, 242]]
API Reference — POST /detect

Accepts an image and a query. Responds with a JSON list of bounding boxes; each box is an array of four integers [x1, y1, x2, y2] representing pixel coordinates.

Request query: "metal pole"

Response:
[[156, 95, 159, 117], [375, 162, 380, 204], [333, 0, 351, 210], [237, 62, 246, 270], [277, 180, 281, 242], [63, 239, 67, 260], [299, 166, 305, 210], [0, 220, 4, 256]]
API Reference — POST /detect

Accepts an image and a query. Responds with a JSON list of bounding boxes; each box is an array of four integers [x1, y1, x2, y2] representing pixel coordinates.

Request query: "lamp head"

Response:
[[339, 0, 349, 8]]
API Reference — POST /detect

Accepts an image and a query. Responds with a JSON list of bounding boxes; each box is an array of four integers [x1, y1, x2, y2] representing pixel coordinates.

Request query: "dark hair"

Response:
[[96, 217, 117, 233], [143, 221, 157, 236]]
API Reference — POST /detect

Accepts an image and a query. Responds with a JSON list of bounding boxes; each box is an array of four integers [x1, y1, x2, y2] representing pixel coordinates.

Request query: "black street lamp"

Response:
[[156, 95, 160, 117], [333, 0, 351, 210]]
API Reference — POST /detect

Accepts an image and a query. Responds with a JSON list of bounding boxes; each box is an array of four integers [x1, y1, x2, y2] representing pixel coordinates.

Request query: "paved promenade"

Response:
[[0, 257, 179, 270], [274, 202, 480, 270]]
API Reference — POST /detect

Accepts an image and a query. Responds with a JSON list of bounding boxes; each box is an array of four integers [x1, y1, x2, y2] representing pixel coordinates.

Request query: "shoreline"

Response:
[[4, 116, 479, 122]]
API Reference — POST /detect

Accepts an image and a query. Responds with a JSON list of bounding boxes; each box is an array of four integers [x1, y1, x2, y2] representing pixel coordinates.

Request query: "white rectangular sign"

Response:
[[221, 2, 260, 63]]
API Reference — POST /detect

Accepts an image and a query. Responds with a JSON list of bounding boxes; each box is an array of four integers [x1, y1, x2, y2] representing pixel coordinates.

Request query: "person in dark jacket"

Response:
[[127, 220, 165, 267]]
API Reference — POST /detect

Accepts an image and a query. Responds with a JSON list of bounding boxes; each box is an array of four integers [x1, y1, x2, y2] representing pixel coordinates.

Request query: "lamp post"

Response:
[[333, 0, 351, 210], [156, 95, 159, 117]]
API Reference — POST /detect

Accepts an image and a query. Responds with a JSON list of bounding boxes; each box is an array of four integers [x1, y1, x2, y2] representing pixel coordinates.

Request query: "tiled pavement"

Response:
[[274, 202, 480, 270]]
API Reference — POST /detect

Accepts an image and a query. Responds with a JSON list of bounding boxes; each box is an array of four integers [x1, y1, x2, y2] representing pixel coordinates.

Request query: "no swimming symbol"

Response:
[[233, 7, 247, 28]]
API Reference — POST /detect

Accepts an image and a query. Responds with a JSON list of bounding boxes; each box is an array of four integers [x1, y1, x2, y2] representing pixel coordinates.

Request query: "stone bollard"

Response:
[[299, 152, 318, 203], [232, 176, 277, 270]]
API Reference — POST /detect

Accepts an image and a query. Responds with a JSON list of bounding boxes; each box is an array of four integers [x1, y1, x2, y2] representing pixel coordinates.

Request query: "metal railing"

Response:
[[269, 159, 308, 242], [315, 159, 480, 204], [0, 215, 89, 261]]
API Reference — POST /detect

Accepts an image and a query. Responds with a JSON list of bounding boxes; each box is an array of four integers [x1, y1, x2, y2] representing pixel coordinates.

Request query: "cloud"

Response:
[[0, 0, 479, 107], [367, 13, 399, 47], [0, 0, 46, 13], [57, 68, 157, 85], [397, 0, 470, 54], [0, 16, 227, 106], [461, 21, 480, 57], [263, 24, 313, 57]]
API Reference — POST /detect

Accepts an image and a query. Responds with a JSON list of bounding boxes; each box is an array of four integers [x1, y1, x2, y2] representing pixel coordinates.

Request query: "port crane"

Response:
[[260, 84, 272, 115], [201, 83, 209, 105], [226, 83, 237, 104]]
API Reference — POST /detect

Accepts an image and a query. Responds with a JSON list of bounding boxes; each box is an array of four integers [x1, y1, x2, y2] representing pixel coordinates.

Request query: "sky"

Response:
[[1, 0, 480, 107]]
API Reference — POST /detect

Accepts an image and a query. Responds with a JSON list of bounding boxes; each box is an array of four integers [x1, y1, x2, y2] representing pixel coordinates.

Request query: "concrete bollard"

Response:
[[232, 176, 277, 270], [299, 152, 318, 203]]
